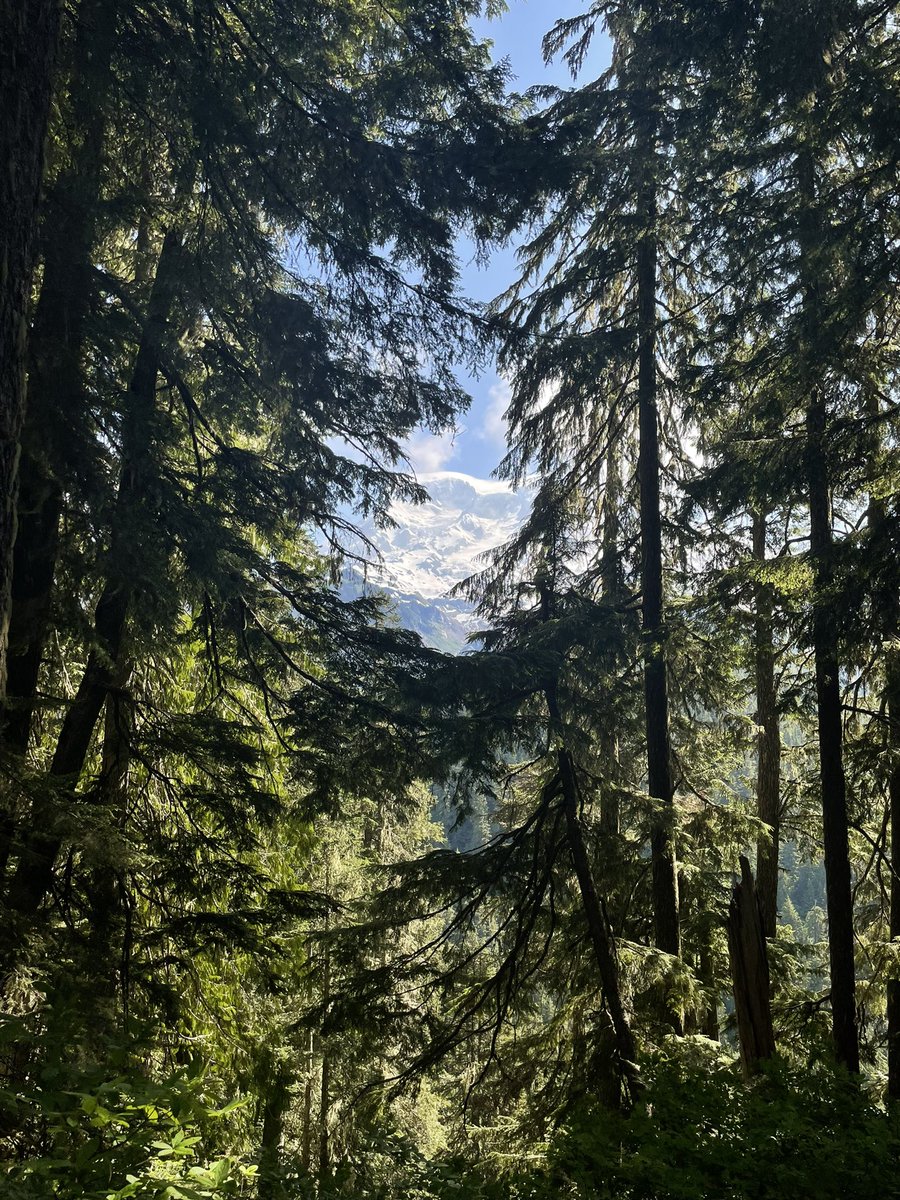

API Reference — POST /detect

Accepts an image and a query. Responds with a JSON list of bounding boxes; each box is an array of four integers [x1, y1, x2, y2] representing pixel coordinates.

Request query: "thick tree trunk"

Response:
[[4, 0, 117, 758], [797, 140, 859, 1074], [3, 229, 183, 929], [636, 143, 679, 962], [805, 393, 859, 1074], [752, 511, 781, 940], [728, 855, 776, 1075], [0, 0, 62, 701], [3, 479, 62, 755]]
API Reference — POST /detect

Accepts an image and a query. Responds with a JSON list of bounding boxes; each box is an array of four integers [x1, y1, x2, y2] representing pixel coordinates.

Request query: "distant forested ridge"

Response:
[[0, 2, 899, 1197]]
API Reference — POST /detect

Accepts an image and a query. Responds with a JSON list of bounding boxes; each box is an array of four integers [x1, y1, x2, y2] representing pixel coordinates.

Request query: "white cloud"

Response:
[[405, 427, 460, 474], [479, 379, 511, 446]]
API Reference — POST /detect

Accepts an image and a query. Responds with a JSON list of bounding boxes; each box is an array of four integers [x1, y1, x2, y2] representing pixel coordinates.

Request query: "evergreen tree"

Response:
[[682, 0, 900, 1075], [0, 0, 63, 700]]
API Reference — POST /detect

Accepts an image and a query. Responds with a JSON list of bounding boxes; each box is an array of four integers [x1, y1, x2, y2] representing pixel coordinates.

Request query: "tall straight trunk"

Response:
[[318, 863, 332, 1185], [799, 144, 859, 1074], [805, 396, 859, 1073], [600, 430, 622, 838], [301, 1030, 314, 1171], [866, 418, 900, 1099], [0, 0, 61, 701], [84, 658, 132, 1040], [888, 661, 900, 1100], [4, 0, 117, 758], [318, 1048, 330, 1183], [752, 511, 781, 940], [636, 111, 679, 961], [3, 228, 183, 928]]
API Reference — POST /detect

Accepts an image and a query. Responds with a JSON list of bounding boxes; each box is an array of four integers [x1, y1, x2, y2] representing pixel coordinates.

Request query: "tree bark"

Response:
[[866, 411, 900, 1099], [83, 658, 132, 1040], [4, 0, 117, 759], [636, 115, 680, 962], [3, 228, 183, 929], [318, 855, 332, 1184], [600, 429, 623, 839], [887, 659, 900, 1100], [805, 395, 859, 1074], [258, 1061, 291, 1200], [0, 0, 62, 701], [728, 855, 776, 1075], [752, 511, 782, 940], [797, 140, 859, 1074]]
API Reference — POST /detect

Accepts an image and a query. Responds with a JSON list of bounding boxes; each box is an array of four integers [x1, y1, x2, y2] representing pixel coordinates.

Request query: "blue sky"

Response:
[[403, 3, 612, 481]]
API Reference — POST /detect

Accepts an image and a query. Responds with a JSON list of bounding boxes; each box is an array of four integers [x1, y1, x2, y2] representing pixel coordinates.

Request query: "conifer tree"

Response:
[[0, 0, 63, 700], [681, 0, 900, 1074], [488, 1, 713, 987], [0, 2, 516, 1151]]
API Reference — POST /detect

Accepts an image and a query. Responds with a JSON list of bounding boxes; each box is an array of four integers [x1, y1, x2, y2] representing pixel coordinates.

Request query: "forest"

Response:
[[1, 0, 899, 1196]]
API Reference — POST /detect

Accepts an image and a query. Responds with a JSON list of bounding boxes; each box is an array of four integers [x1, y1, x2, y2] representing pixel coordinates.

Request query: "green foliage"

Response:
[[278, 1052, 900, 1200], [2, 1065, 255, 1199], [3, 0, 900, 1192], [547, 1052, 899, 1200]]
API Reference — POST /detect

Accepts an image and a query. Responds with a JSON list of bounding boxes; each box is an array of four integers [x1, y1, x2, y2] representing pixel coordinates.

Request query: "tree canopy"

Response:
[[1, 1, 899, 1198]]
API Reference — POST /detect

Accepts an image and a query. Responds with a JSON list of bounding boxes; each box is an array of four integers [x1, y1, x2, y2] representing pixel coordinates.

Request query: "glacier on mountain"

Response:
[[339, 471, 532, 652]]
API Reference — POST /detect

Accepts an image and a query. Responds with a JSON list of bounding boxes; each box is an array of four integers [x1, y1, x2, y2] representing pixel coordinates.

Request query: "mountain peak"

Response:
[[341, 471, 532, 651]]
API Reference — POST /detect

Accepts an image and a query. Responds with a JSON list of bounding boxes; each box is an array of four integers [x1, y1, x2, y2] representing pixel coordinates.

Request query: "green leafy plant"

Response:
[[2, 1069, 255, 1199]]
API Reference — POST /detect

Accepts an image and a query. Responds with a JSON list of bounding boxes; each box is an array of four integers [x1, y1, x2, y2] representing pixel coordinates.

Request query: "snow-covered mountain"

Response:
[[342, 471, 532, 653]]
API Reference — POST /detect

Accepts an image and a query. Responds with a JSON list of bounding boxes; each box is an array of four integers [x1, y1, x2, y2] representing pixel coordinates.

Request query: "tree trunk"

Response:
[[3, 228, 183, 930], [301, 1030, 314, 1172], [600, 429, 623, 839], [798, 142, 859, 1075], [635, 95, 679, 963], [805, 393, 859, 1074], [318, 858, 332, 1185], [83, 658, 132, 1041], [0, 0, 62, 701], [258, 1061, 291, 1200], [699, 936, 719, 1041], [4, 0, 117, 759], [887, 659, 900, 1100], [752, 511, 781, 940], [866, 411, 900, 1100], [728, 855, 776, 1076], [318, 1048, 330, 1185]]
